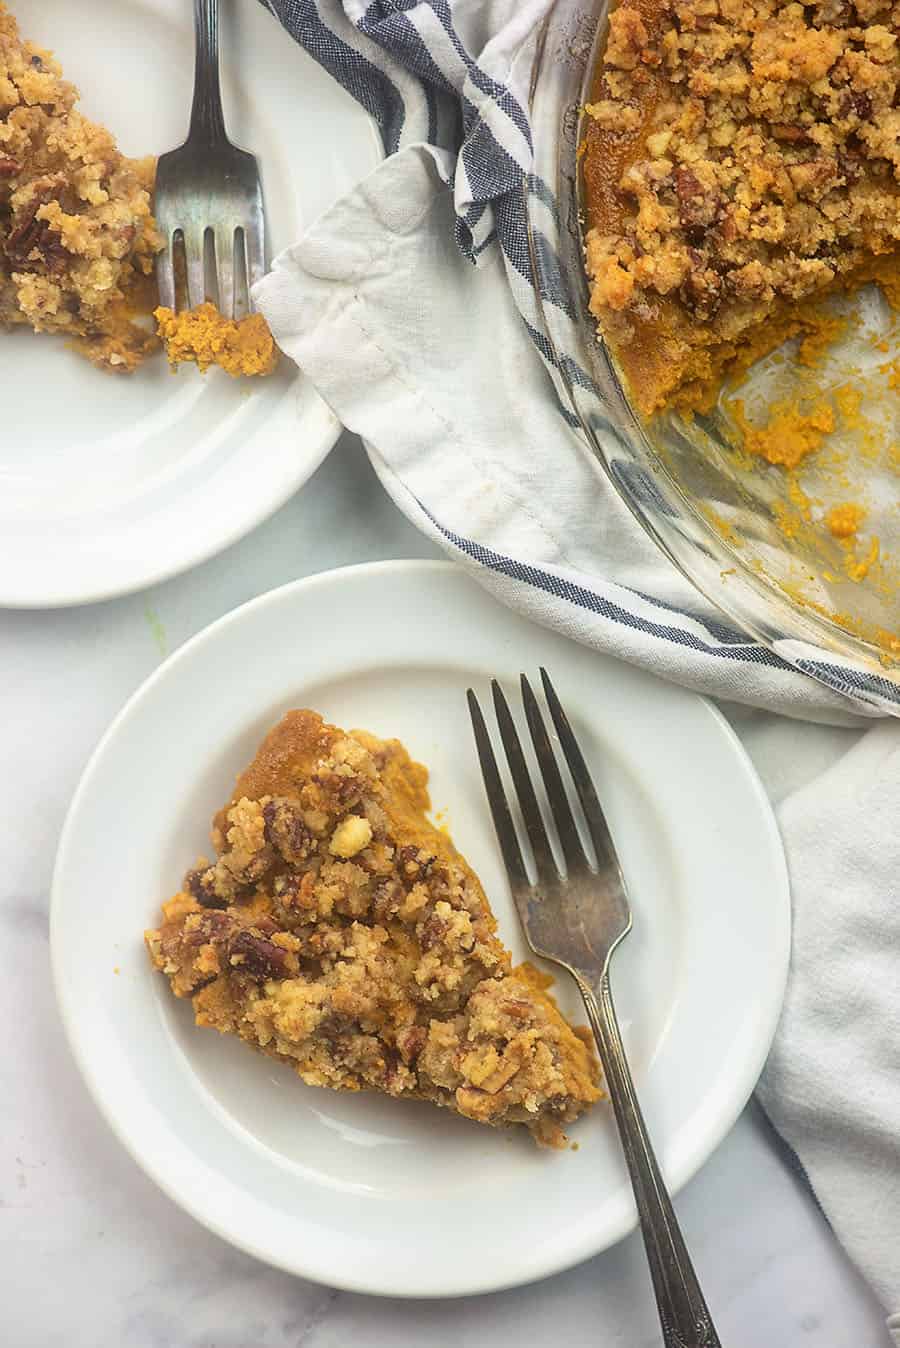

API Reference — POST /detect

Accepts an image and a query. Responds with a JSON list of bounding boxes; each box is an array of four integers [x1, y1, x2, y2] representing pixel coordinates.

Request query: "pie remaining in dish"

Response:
[[0, 2, 160, 371], [582, 0, 900, 415], [146, 711, 600, 1146]]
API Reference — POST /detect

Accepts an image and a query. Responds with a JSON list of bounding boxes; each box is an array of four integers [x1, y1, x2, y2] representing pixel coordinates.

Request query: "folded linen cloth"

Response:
[[754, 720, 900, 1318], [255, 0, 900, 1319]]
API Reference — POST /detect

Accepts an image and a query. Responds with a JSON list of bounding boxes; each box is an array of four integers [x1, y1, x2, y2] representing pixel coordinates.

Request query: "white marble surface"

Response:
[[1, 434, 891, 1347]]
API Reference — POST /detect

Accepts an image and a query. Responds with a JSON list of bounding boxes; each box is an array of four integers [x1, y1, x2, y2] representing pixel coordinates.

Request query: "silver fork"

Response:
[[468, 670, 721, 1348], [154, 0, 266, 319]]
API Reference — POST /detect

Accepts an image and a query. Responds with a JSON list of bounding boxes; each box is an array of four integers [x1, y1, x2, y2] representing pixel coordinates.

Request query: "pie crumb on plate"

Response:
[[155, 302, 279, 377]]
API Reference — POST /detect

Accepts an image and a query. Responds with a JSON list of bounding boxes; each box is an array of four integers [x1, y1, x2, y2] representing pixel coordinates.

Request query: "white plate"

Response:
[[51, 560, 790, 1297], [2, 0, 382, 608]]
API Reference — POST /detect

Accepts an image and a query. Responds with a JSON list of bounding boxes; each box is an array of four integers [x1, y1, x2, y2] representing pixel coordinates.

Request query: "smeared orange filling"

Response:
[[155, 302, 278, 377], [826, 503, 866, 539], [727, 398, 835, 470]]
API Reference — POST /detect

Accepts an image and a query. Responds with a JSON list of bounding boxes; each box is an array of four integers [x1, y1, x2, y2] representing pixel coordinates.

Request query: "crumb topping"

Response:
[[583, 0, 900, 410], [329, 814, 373, 858], [146, 711, 600, 1147], [0, 3, 161, 369]]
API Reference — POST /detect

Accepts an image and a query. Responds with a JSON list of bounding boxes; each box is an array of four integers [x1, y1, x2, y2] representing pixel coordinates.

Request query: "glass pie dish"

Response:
[[526, 0, 900, 714]]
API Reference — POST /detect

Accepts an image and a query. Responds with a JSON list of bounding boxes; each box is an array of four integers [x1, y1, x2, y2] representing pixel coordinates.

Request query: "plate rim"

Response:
[[1, 404, 342, 611], [50, 558, 791, 1296]]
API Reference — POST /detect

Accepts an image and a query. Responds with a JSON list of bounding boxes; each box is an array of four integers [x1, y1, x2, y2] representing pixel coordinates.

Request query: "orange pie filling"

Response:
[[582, 0, 900, 417], [146, 711, 601, 1147]]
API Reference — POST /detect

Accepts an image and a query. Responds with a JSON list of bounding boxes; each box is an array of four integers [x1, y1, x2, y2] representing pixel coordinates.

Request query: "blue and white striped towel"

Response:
[[257, 0, 897, 723], [255, 0, 900, 1319]]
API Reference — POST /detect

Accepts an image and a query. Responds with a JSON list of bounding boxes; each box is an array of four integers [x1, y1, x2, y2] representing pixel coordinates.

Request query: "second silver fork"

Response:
[[154, 0, 266, 319], [468, 670, 721, 1348]]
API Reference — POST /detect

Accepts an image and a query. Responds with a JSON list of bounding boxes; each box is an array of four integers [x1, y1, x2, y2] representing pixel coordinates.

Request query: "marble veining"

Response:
[[1, 435, 891, 1347]]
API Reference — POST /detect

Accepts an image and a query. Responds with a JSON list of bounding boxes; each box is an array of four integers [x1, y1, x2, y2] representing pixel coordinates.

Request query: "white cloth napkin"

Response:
[[255, 0, 900, 1318], [755, 720, 900, 1316], [259, 144, 881, 723]]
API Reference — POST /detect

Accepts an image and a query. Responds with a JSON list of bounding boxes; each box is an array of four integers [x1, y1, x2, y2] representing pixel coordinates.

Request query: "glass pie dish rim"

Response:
[[524, 0, 900, 716]]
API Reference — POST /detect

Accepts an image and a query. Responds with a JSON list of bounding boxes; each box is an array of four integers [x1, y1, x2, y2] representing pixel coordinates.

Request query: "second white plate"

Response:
[[2, 0, 382, 607], [51, 561, 790, 1296]]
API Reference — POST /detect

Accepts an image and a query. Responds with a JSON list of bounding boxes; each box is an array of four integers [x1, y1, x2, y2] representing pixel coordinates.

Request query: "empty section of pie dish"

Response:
[[527, 0, 900, 712]]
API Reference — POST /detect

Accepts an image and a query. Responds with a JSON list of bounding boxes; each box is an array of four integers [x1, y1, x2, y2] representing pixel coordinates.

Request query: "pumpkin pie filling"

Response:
[[146, 710, 600, 1147], [582, 0, 900, 415]]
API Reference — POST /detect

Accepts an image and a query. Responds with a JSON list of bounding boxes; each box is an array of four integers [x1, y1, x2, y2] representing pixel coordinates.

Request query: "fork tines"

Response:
[[467, 669, 621, 892], [153, 144, 266, 320]]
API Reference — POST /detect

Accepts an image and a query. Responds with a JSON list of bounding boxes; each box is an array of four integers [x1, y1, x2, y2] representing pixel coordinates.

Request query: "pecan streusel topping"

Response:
[[146, 710, 600, 1147], [582, 0, 900, 412], [0, 3, 160, 370]]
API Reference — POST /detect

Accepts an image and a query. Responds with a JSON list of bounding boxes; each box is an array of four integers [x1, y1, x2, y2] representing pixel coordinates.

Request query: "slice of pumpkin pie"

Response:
[[146, 710, 600, 1147]]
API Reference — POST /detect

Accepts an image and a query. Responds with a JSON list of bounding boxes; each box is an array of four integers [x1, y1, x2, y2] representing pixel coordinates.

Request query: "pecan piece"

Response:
[[838, 150, 863, 185], [311, 769, 361, 807], [397, 1025, 427, 1065], [263, 797, 313, 864], [0, 158, 21, 177], [178, 909, 233, 949], [5, 203, 41, 257], [184, 865, 228, 909], [419, 912, 449, 951], [717, 208, 738, 243], [788, 157, 838, 195], [674, 168, 717, 243], [396, 845, 436, 880], [840, 91, 872, 122], [228, 929, 296, 980], [853, 92, 873, 121], [771, 124, 813, 144], [238, 851, 275, 885], [273, 869, 318, 915], [316, 1010, 354, 1042], [5, 203, 68, 273]]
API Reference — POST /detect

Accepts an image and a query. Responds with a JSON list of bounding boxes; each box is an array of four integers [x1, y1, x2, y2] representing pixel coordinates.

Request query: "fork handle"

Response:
[[574, 972, 722, 1348], [190, 0, 226, 143]]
